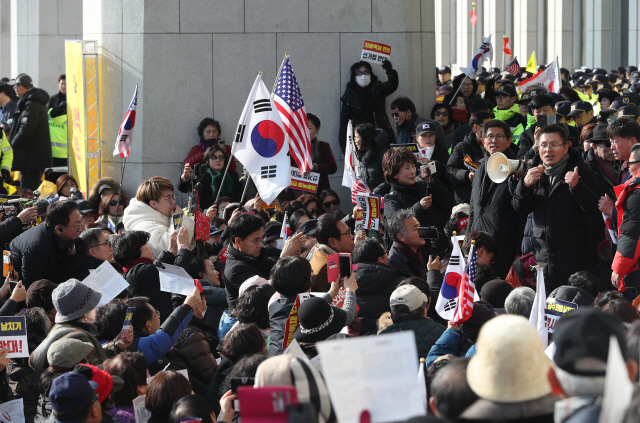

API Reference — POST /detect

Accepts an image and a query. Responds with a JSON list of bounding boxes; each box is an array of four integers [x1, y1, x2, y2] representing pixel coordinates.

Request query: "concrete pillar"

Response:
[[10, 0, 82, 95], [630, 0, 640, 67], [547, 0, 582, 72], [434, 0, 453, 68], [513, 0, 545, 69], [0, 0, 10, 78], [84, 0, 437, 207], [584, 0, 621, 70]]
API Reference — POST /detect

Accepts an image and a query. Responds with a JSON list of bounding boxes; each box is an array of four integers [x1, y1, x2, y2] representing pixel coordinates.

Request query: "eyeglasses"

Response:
[[628, 160, 640, 165], [355, 71, 370, 76], [90, 241, 110, 249], [340, 229, 351, 238], [461, 82, 473, 88], [211, 155, 225, 161], [392, 112, 401, 117], [485, 134, 507, 141], [594, 140, 612, 148], [61, 222, 83, 231], [323, 199, 340, 208], [538, 143, 567, 151], [434, 111, 449, 117], [109, 199, 124, 207], [156, 194, 176, 203], [245, 236, 263, 246], [148, 309, 160, 321]]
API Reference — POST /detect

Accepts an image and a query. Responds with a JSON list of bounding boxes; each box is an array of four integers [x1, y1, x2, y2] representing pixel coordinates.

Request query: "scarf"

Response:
[[594, 153, 619, 186], [122, 257, 154, 274], [208, 167, 234, 200], [199, 137, 220, 152], [452, 108, 468, 124], [543, 153, 570, 186], [395, 241, 423, 267]]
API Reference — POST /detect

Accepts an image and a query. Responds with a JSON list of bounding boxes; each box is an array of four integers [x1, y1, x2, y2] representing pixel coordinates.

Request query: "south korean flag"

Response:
[[232, 74, 291, 205]]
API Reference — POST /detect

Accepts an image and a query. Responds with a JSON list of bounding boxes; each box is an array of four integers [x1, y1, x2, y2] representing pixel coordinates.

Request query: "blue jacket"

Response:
[[426, 328, 462, 368]]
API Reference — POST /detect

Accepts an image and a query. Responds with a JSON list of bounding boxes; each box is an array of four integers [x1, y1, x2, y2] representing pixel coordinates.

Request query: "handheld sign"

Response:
[[0, 398, 25, 423], [172, 213, 183, 230], [114, 307, 135, 345], [355, 195, 380, 230], [289, 168, 320, 194], [390, 143, 420, 160], [282, 293, 310, 349], [546, 298, 577, 333], [0, 317, 28, 358], [157, 263, 195, 295], [133, 396, 151, 423], [361, 40, 391, 64]]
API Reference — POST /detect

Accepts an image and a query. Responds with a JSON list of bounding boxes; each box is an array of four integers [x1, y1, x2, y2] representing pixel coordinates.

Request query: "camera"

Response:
[[418, 226, 448, 257], [0, 195, 33, 221], [192, 163, 208, 182]]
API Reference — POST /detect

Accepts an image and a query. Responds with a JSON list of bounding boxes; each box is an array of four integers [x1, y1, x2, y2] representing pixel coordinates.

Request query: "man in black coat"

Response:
[[47, 74, 66, 110], [447, 110, 492, 204], [59, 228, 114, 281], [10, 200, 80, 287], [352, 238, 411, 335], [8, 74, 52, 190], [513, 124, 605, 291], [584, 124, 619, 199], [469, 120, 522, 279]]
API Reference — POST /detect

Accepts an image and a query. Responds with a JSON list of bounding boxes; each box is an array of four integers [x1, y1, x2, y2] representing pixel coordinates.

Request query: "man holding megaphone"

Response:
[[469, 120, 523, 279], [512, 124, 605, 291]]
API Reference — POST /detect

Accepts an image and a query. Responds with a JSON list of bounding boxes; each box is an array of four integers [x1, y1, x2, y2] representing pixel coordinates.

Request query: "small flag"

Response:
[[113, 85, 138, 158], [503, 36, 512, 57], [451, 243, 479, 324], [526, 52, 537, 74], [470, 7, 477, 27], [603, 213, 618, 244], [351, 179, 370, 205], [504, 57, 520, 76], [418, 358, 427, 409], [436, 236, 466, 320], [280, 212, 291, 240], [461, 35, 493, 79], [599, 336, 634, 423], [107, 216, 116, 233], [529, 265, 548, 349], [342, 120, 357, 188]]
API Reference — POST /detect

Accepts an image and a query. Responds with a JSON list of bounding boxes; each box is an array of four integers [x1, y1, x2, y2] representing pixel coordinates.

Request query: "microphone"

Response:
[[34, 199, 50, 216]]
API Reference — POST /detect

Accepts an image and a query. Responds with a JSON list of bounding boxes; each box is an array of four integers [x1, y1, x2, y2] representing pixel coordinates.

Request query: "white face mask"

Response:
[[199, 306, 207, 318], [356, 74, 371, 88], [276, 239, 284, 250], [422, 145, 435, 160]]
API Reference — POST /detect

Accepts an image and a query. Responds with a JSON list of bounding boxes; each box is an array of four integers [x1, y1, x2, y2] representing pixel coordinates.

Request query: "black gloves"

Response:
[[381, 59, 393, 73], [1, 169, 9, 182]]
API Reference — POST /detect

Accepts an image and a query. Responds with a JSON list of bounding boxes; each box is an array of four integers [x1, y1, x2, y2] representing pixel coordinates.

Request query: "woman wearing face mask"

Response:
[[339, 60, 399, 153], [182, 118, 235, 172], [413, 119, 451, 188], [168, 281, 218, 398]]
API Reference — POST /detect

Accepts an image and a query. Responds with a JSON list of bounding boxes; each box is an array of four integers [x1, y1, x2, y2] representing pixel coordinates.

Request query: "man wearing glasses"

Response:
[[7, 73, 52, 190], [59, 227, 114, 281], [513, 124, 605, 291], [10, 200, 81, 286]]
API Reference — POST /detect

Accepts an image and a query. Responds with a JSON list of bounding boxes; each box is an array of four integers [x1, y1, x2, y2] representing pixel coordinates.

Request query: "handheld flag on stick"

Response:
[[273, 56, 313, 174], [503, 36, 512, 57], [603, 212, 618, 244], [342, 120, 357, 189], [232, 74, 291, 205], [451, 242, 479, 324], [526, 52, 537, 74], [504, 57, 520, 76], [113, 84, 138, 158], [461, 35, 493, 79], [529, 265, 548, 349], [436, 235, 466, 320], [280, 212, 291, 241], [519, 57, 561, 93]]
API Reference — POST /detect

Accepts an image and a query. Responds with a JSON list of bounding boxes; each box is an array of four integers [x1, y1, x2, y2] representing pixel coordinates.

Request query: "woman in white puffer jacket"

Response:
[[122, 176, 195, 258]]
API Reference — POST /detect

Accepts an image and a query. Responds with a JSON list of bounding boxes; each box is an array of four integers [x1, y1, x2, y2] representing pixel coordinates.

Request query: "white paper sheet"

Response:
[[157, 263, 195, 295], [0, 399, 25, 423], [283, 339, 312, 366], [81, 261, 129, 306], [316, 331, 425, 423], [146, 368, 189, 385], [133, 396, 150, 423]]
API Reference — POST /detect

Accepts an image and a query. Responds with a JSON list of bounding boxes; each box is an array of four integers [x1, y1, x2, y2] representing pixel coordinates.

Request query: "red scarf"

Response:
[[395, 241, 423, 266], [122, 257, 154, 273], [452, 108, 468, 124]]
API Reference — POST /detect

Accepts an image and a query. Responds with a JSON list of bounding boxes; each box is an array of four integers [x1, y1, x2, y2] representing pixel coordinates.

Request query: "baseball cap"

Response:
[[49, 372, 99, 413], [555, 100, 573, 117], [590, 124, 609, 142], [476, 76, 489, 85], [209, 225, 222, 237], [596, 83, 613, 93], [439, 66, 451, 74], [600, 99, 625, 115], [553, 307, 627, 376], [415, 121, 437, 137], [75, 200, 96, 216], [47, 338, 96, 370], [390, 285, 429, 311], [618, 105, 640, 120], [437, 85, 453, 95], [567, 101, 593, 117], [8, 73, 32, 87], [517, 91, 533, 104], [628, 66, 639, 74], [495, 85, 517, 97]]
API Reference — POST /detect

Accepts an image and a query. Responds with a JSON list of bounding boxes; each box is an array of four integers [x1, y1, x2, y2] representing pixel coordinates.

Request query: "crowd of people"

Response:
[[3, 59, 640, 422]]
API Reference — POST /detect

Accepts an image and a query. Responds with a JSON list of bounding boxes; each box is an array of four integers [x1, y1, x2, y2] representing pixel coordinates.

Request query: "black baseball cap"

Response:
[[8, 73, 33, 87], [476, 76, 489, 85], [600, 99, 625, 115], [571, 71, 586, 81], [75, 200, 96, 216], [628, 66, 639, 74], [615, 78, 627, 87], [517, 92, 533, 104], [555, 100, 573, 117], [591, 124, 609, 142], [495, 85, 517, 97], [553, 308, 627, 376], [439, 66, 451, 74], [596, 83, 613, 94], [416, 121, 438, 136], [618, 105, 640, 120], [567, 101, 593, 117]]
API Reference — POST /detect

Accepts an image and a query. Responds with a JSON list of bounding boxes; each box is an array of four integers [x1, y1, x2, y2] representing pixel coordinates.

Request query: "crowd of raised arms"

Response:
[[4, 62, 640, 423]]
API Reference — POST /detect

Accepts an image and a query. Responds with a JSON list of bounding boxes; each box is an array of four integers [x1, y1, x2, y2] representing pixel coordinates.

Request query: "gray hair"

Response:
[[386, 209, 416, 242], [553, 364, 605, 397], [631, 143, 640, 161], [504, 287, 536, 317]]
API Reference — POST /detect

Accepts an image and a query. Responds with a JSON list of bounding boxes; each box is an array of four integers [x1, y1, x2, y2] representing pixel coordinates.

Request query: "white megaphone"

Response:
[[487, 152, 524, 183]]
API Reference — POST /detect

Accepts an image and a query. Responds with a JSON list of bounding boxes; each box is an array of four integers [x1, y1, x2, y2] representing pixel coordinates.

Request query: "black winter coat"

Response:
[[354, 262, 412, 335], [0, 216, 24, 250], [177, 169, 240, 209], [356, 129, 390, 192], [47, 91, 66, 111], [58, 254, 106, 281], [339, 71, 399, 151], [469, 148, 522, 279], [224, 245, 276, 309], [446, 131, 485, 204], [7, 358, 41, 423], [512, 149, 605, 290], [517, 123, 580, 160], [9, 88, 52, 171], [10, 223, 75, 287], [125, 249, 193, 325], [583, 148, 618, 199], [379, 316, 446, 359], [384, 178, 454, 232]]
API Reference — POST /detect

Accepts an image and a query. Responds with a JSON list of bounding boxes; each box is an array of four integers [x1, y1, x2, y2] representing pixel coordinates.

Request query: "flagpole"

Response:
[[448, 79, 465, 105], [113, 83, 137, 227], [271, 54, 288, 98], [471, 3, 476, 60], [502, 36, 506, 72]]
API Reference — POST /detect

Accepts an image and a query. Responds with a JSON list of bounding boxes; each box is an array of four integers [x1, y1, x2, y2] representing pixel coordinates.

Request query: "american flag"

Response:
[[451, 243, 478, 324], [351, 179, 370, 205], [504, 58, 520, 77], [273, 57, 313, 173]]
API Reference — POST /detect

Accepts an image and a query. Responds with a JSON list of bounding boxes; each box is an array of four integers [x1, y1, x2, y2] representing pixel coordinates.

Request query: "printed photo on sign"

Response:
[[0, 317, 28, 358]]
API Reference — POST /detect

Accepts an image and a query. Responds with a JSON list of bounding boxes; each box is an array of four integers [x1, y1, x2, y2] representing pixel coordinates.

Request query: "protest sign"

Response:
[[390, 143, 420, 159], [81, 261, 129, 306], [157, 263, 195, 295], [171, 213, 183, 230], [0, 399, 25, 423], [114, 307, 134, 345], [355, 195, 380, 230], [361, 40, 391, 64], [354, 208, 364, 235], [282, 293, 310, 349], [0, 317, 28, 358], [317, 331, 424, 423], [289, 168, 320, 194], [546, 298, 577, 333], [133, 396, 151, 423], [284, 339, 313, 366]]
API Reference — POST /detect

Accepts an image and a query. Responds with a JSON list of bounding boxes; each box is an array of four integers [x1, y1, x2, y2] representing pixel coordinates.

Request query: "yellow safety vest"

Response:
[[1, 131, 12, 173], [48, 109, 68, 159]]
